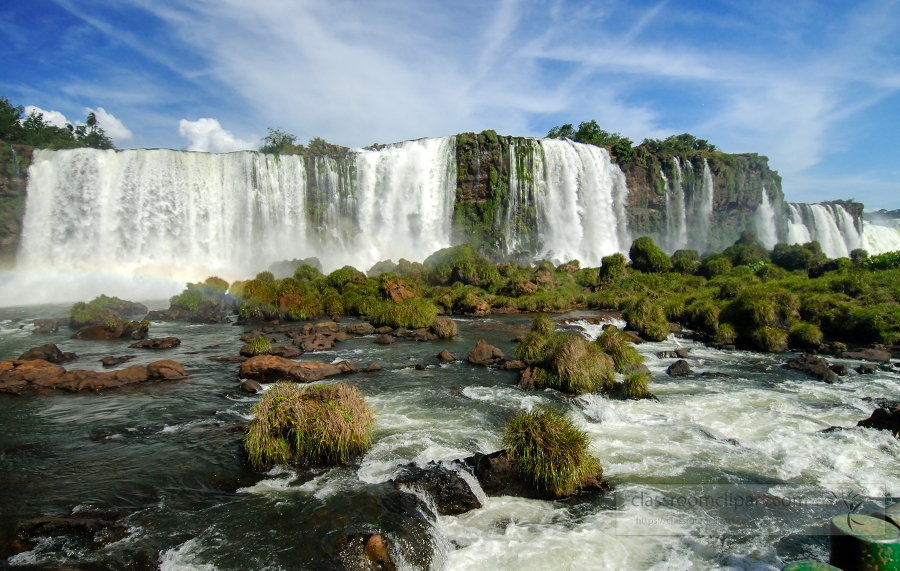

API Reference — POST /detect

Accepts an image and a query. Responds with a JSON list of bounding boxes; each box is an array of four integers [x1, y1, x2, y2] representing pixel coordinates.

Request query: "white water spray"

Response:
[[754, 187, 778, 249]]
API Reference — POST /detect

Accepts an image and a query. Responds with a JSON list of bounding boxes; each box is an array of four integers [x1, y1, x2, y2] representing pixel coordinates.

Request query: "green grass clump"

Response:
[[430, 316, 457, 338], [749, 326, 789, 352], [622, 298, 670, 341], [515, 331, 552, 361], [294, 264, 323, 282], [714, 323, 737, 344], [70, 294, 135, 326], [683, 298, 720, 335], [629, 237, 672, 273], [248, 336, 271, 356], [531, 314, 555, 336], [538, 333, 615, 394], [504, 408, 601, 497], [788, 322, 823, 349], [245, 382, 374, 469], [368, 298, 438, 329], [621, 371, 652, 400], [599, 253, 628, 281], [595, 327, 644, 373]]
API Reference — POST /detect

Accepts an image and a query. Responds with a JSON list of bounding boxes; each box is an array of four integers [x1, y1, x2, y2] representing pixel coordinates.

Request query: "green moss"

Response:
[[504, 408, 601, 497]]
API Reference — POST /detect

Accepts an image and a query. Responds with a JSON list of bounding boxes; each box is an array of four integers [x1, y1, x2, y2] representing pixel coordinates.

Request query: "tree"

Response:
[[546, 120, 635, 162], [260, 127, 302, 154], [0, 97, 24, 142], [74, 111, 115, 149]]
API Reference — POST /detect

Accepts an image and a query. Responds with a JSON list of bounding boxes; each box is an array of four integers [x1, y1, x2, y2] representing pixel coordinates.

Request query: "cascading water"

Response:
[[785, 203, 862, 258], [528, 139, 630, 267], [785, 204, 812, 245], [754, 187, 778, 249], [665, 157, 687, 253], [691, 159, 714, 252], [862, 222, 900, 254]]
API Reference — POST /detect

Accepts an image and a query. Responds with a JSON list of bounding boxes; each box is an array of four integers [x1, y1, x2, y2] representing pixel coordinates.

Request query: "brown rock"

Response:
[[364, 362, 382, 372], [343, 322, 375, 335], [666, 359, 693, 377], [0, 359, 66, 393], [467, 339, 505, 366], [783, 354, 838, 383], [623, 331, 643, 343], [207, 355, 248, 363], [518, 366, 539, 390], [129, 337, 181, 350], [364, 534, 395, 571], [18, 344, 68, 364], [858, 401, 900, 436], [436, 350, 456, 364], [241, 379, 264, 393], [408, 328, 438, 341], [374, 334, 394, 345], [239, 355, 343, 383], [374, 326, 393, 335], [382, 279, 416, 303], [269, 345, 302, 359], [334, 360, 360, 374], [842, 348, 892, 363], [147, 360, 188, 380], [72, 321, 149, 341], [100, 355, 135, 367], [311, 321, 340, 335], [500, 359, 527, 371]]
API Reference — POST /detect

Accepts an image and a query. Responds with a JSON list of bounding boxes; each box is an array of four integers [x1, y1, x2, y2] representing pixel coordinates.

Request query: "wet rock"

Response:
[[31, 318, 69, 334], [463, 449, 606, 500], [311, 321, 340, 335], [374, 334, 394, 345], [364, 362, 382, 373], [857, 363, 877, 374], [364, 534, 394, 571], [393, 463, 482, 515], [239, 330, 264, 343], [207, 355, 247, 363], [147, 360, 188, 380], [335, 361, 360, 374], [675, 349, 690, 358], [408, 328, 438, 342], [269, 345, 302, 359], [374, 326, 394, 335], [782, 353, 838, 383], [623, 331, 643, 343], [436, 350, 456, 364], [467, 339, 505, 366], [518, 366, 539, 390], [701, 371, 731, 378], [0, 359, 189, 394], [830, 364, 848, 376], [241, 379, 264, 393], [841, 348, 892, 363], [666, 359, 693, 377], [18, 343, 71, 364], [296, 334, 336, 352], [857, 401, 900, 436], [15, 514, 128, 551], [430, 316, 458, 338], [100, 355, 135, 367], [499, 359, 527, 371], [72, 320, 149, 341], [657, 351, 680, 359], [343, 322, 375, 336], [239, 355, 343, 383], [0, 359, 66, 394], [393, 327, 408, 337], [129, 336, 181, 350]]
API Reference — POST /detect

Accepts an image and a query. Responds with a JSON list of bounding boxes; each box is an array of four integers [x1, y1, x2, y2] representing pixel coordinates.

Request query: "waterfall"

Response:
[[504, 139, 537, 255], [529, 139, 630, 267], [12, 138, 456, 303], [784, 203, 862, 258], [754, 187, 778, 249], [663, 157, 687, 253], [687, 159, 714, 252], [863, 222, 900, 254], [786, 204, 812, 245]]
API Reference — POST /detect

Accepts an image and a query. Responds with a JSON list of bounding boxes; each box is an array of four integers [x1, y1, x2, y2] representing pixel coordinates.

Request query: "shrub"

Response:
[[861, 251, 900, 271], [599, 253, 628, 281], [430, 316, 457, 338], [672, 249, 700, 262], [531, 314, 555, 335], [248, 336, 271, 356], [714, 323, 737, 344], [748, 326, 789, 352], [722, 231, 769, 266], [327, 266, 367, 292], [368, 298, 438, 329], [788, 322, 823, 349], [294, 264, 323, 281], [683, 298, 720, 335], [622, 298, 670, 342], [771, 242, 825, 271], [700, 255, 732, 278], [538, 334, 615, 394], [629, 237, 672, 273], [515, 331, 552, 361], [672, 257, 700, 275], [726, 285, 799, 331], [504, 408, 600, 497], [322, 290, 345, 315], [204, 276, 229, 294], [256, 271, 275, 283], [245, 382, 374, 468], [621, 371, 652, 400], [850, 248, 869, 263], [595, 327, 643, 373]]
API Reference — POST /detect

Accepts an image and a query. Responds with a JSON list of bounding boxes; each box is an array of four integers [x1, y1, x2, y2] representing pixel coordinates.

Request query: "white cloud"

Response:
[[84, 107, 133, 141], [178, 118, 256, 153], [23, 106, 70, 128]]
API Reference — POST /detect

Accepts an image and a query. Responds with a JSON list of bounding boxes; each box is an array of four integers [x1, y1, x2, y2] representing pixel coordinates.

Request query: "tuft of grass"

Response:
[[595, 327, 644, 373], [515, 331, 552, 361], [368, 298, 438, 329], [714, 323, 737, 344], [540, 333, 615, 394], [430, 316, 458, 338], [748, 326, 789, 352], [504, 408, 600, 497], [531, 314, 555, 336], [788, 322, 823, 348], [622, 298, 670, 342], [245, 382, 374, 469], [248, 336, 271, 356], [621, 371, 652, 400]]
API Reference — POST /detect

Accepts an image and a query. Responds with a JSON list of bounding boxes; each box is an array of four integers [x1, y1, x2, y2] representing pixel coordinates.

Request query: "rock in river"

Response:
[[129, 337, 181, 350], [782, 353, 838, 383], [666, 359, 693, 377], [239, 355, 347, 383], [467, 340, 505, 366]]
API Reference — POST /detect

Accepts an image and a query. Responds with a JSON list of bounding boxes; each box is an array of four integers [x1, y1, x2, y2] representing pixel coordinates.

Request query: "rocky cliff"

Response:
[[0, 142, 31, 267]]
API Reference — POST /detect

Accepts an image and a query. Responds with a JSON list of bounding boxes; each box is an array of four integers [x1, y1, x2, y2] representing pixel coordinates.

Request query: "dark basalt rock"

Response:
[[31, 317, 69, 334], [782, 353, 838, 383], [18, 343, 75, 364], [666, 359, 693, 377], [13, 514, 129, 554], [129, 336, 181, 350], [857, 401, 900, 436], [462, 449, 607, 500], [830, 364, 848, 376], [467, 339, 504, 366], [393, 462, 482, 515], [857, 363, 877, 374], [701, 371, 731, 378]]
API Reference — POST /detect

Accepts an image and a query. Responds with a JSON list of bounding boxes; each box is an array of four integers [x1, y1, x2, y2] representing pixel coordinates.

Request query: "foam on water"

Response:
[[159, 538, 218, 571]]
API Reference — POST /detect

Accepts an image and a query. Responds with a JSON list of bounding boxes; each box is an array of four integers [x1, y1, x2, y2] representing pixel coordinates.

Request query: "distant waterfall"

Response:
[[754, 188, 778, 249], [783, 203, 861, 258], [664, 157, 687, 253], [528, 139, 630, 267], [863, 223, 900, 254], [18, 138, 457, 285]]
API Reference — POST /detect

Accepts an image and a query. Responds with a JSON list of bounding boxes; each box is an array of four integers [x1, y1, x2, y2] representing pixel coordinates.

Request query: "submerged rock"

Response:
[[129, 336, 181, 350], [857, 363, 877, 374], [374, 334, 394, 345], [782, 353, 838, 383], [857, 401, 900, 436], [31, 318, 69, 334], [467, 339, 505, 366], [72, 321, 149, 341], [830, 364, 848, 376], [99, 355, 135, 367], [666, 360, 693, 377], [393, 462, 482, 515], [364, 362, 382, 373]]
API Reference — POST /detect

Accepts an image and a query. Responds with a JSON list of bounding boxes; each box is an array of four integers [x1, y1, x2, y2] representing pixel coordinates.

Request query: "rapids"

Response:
[[2, 306, 898, 570]]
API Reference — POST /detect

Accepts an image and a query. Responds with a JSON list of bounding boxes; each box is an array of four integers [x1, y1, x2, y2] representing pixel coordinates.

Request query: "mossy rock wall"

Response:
[[0, 142, 31, 268]]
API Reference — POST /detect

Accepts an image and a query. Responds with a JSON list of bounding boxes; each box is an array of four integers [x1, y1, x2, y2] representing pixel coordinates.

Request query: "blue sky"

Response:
[[1, 0, 899, 207]]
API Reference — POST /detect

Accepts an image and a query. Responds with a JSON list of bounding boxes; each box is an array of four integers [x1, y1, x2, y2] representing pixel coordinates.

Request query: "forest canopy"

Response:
[[0, 96, 115, 150]]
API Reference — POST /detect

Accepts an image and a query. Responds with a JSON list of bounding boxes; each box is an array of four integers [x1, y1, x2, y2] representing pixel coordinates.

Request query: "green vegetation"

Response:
[[504, 408, 601, 497], [245, 382, 374, 469], [629, 236, 672, 273], [621, 371, 652, 400], [259, 127, 346, 157], [595, 326, 644, 373], [1, 96, 114, 149], [169, 276, 231, 312], [70, 294, 133, 326], [430, 315, 458, 338], [546, 120, 634, 162], [368, 298, 439, 329], [248, 336, 271, 356]]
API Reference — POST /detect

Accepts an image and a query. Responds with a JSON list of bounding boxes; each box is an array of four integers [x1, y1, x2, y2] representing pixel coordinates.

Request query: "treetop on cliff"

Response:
[[546, 120, 634, 162], [259, 127, 347, 156], [641, 133, 717, 154], [0, 95, 114, 150]]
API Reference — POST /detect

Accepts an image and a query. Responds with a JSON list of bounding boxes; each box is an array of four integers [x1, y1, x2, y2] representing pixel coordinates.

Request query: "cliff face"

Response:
[[0, 143, 32, 268]]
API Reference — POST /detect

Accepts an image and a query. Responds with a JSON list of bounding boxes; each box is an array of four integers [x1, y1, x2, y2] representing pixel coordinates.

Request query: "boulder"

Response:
[[297, 334, 336, 352], [666, 359, 693, 377], [238, 355, 343, 383], [841, 348, 892, 363], [343, 322, 375, 335], [364, 362, 382, 373], [129, 336, 181, 350], [374, 326, 394, 335], [467, 340, 505, 366], [18, 344, 70, 364], [436, 350, 456, 364], [269, 345, 302, 359], [782, 353, 838, 383], [623, 331, 643, 343], [830, 364, 848, 376], [31, 318, 69, 334], [0, 359, 66, 393], [857, 364, 877, 374], [393, 463, 482, 515], [408, 328, 437, 342], [857, 401, 900, 436], [241, 379, 264, 393], [518, 366, 539, 390], [147, 360, 188, 380], [374, 334, 394, 345], [334, 361, 360, 374], [100, 355, 135, 367], [675, 349, 690, 358], [499, 359, 527, 371], [311, 321, 340, 335], [72, 321, 149, 341], [0, 359, 188, 394]]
